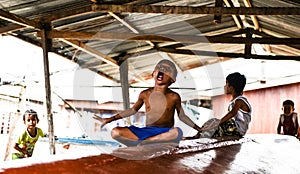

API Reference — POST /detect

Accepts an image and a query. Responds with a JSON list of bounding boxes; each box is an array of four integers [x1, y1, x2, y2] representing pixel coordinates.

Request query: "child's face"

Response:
[[282, 105, 294, 116], [24, 114, 38, 129], [153, 62, 176, 83], [224, 81, 233, 94]]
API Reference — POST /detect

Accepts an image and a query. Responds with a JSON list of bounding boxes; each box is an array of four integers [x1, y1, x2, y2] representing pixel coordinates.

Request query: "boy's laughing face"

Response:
[[153, 62, 176, 83]]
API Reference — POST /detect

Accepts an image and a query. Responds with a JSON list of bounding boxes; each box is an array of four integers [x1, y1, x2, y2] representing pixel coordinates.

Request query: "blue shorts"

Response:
[[128, 125, 183, 142]]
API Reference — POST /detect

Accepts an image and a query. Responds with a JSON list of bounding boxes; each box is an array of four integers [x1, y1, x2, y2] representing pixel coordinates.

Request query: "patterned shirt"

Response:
[[13, 127, 44, 158]]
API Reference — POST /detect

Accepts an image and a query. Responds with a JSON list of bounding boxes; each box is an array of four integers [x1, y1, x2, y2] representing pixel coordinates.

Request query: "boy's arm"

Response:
[[94, 91, 145, 127], [277, 121, 282, 134], [38, 128, 46, 137], [175, 94, 202, 132], [277, 115, 283, 134], [112, 91, 145, 119], [93, 108, 138, 128], [220, 99, 248, 124], [178, 108, 202, 132], [295, 114, 299, 136], [14, 143, 28, 157]]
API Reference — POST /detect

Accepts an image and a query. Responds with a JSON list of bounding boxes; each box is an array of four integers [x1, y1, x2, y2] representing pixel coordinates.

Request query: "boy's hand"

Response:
[[93, 115, 112, 128]]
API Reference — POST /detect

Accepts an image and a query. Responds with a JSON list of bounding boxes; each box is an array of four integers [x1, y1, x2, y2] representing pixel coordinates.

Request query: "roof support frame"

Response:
[[92, 5, 300, 15], [223, 0, 243, 29], [158, 47, 300, 61], [45, 30, 300, 45], [0, 9, 42, 29], [214, 0, 223, 24]]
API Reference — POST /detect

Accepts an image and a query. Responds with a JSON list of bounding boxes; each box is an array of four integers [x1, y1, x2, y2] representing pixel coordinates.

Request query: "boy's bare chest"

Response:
[[145, 93, 174, 111]]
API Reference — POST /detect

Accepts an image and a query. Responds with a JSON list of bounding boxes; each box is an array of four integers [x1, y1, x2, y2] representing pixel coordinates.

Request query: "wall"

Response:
[[212, 82, 300, 134]]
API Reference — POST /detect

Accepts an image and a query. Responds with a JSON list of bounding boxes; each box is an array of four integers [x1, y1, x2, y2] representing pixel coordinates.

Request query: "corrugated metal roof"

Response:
[[0, 0, 300, 99]]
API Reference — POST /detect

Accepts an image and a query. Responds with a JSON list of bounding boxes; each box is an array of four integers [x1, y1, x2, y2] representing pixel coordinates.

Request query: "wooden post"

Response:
[[119, 59, 131, 125], [3, 85, 25, 161], [245, 28, 252, 57], [214, 0, 223, 24], [40, 23, 55, 155]]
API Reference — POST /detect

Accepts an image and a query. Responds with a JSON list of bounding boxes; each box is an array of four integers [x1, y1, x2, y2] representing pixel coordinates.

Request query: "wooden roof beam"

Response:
[[45, 30, 300, 44], [214, 0, 223, 24], [108, 12, 154, 47], [0, 5, 95, 34], [158, 47, 300, 61], [243, 0, 260, 30], [92, 5, 300, 15], [60, 39, 119, 67], [41, 5, 95, 22], [223, 0, 243, 29], [60, 38, 147, 83], [60, 39, 121, 83], [0, 23, 24, 34], [0, 9, 42, 29]]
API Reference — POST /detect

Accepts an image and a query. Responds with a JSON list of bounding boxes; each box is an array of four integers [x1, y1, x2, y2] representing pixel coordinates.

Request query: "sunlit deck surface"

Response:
[[1, 134, 300, 174]]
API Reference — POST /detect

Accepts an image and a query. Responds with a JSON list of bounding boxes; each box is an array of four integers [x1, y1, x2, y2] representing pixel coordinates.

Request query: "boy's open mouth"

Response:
[[157, 71, 164, 81]]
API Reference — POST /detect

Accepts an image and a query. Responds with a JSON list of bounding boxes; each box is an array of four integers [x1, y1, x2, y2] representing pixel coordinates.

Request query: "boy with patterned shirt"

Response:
[[12, 109, 45, 159]]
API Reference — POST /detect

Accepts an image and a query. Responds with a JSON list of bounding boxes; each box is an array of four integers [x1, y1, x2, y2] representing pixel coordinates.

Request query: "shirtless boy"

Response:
[[94, 59, 202, 146]]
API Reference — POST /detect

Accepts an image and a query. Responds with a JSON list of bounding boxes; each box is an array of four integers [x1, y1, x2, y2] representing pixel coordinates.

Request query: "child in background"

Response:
[[213, 72, 252, 137], [277, 100, 299, 138], [12, 109, 45, 160], [187, 72, 252, 139]]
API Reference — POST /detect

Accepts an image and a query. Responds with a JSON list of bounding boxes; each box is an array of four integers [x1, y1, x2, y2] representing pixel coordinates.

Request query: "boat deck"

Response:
[[1, 134, 300, 174]]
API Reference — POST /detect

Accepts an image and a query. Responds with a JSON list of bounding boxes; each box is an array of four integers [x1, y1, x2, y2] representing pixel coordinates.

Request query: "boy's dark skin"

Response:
[[189, 73, 250, 138], [94, 60, 202, 146], [277, 100, 298, 136], [219, 80, 250, 125]]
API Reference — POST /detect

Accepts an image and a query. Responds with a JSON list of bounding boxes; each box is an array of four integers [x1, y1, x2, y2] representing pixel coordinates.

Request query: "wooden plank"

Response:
[[92, 5, 300, 15]]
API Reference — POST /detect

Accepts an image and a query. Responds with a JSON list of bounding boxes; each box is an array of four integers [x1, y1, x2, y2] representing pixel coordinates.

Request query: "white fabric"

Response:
[[228, 95, 252, 135]]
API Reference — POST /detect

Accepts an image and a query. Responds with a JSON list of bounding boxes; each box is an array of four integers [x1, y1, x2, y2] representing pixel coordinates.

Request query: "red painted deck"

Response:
[[1, 134, 300, 174]]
